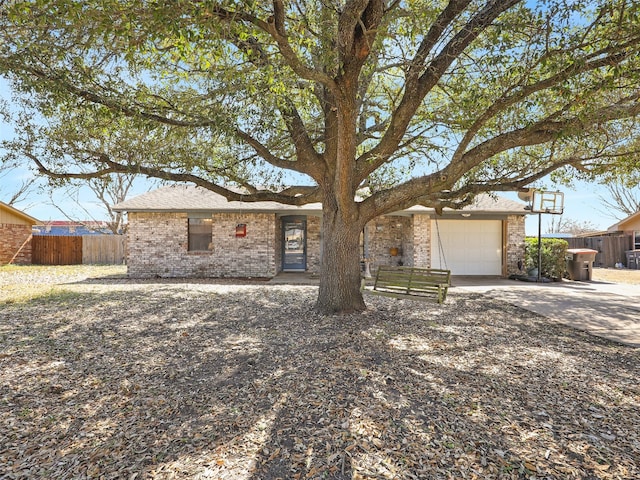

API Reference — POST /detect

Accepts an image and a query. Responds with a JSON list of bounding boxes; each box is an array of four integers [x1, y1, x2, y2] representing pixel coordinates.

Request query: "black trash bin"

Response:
[[566, 249, 597, 281]]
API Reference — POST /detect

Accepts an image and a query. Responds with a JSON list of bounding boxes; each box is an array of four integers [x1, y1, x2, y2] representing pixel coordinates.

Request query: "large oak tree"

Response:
[[1, 0, 639, 313]]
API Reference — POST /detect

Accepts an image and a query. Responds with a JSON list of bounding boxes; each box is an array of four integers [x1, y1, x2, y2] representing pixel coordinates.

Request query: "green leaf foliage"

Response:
[[2, 1, 640, 214], [525, 237, 570, 279]]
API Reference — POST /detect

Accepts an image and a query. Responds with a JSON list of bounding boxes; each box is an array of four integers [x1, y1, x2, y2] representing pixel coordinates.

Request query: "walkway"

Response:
[[453, 277, 640, 347]]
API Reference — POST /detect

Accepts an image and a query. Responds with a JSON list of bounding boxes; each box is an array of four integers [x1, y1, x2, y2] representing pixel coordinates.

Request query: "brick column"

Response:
[[506, 215, 526, 275], [412, 215, 431, 268]]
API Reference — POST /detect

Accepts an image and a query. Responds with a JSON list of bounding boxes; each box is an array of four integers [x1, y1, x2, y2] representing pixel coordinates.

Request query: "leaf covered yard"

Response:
[[0, 267, 638, 479]]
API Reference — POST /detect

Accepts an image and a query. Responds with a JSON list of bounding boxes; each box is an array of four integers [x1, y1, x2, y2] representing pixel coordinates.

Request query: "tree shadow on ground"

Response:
[[0, 285, 638, 479]]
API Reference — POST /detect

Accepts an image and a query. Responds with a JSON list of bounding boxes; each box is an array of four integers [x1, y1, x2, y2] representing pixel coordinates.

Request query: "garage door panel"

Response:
[[431, 220, 502, 275]]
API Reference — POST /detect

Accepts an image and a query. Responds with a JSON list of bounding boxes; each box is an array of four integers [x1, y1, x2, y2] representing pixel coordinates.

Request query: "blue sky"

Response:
[[0, 79, 623, 235]]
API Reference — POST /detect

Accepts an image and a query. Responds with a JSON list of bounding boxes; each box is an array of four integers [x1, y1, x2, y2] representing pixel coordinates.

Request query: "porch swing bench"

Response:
[[363, 266, 451, 304]]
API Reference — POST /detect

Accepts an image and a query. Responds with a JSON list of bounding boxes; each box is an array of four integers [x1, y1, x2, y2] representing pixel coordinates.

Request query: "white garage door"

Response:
[[431, 220, 503, 275]]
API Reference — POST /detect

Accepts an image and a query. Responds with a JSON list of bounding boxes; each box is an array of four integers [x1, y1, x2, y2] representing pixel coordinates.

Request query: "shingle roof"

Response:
[[112, 185, 527, 215], [403, 193, 527, 214], [112, 185, 323, 213]]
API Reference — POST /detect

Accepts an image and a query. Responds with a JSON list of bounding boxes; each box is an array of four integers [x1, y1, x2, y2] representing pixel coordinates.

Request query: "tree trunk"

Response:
[[315, 206, 366, 314]]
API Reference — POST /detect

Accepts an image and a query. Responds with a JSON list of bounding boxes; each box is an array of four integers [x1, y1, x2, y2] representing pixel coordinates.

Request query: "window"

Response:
[[188, 218, 213, 251], [634, 231, 640, 250]]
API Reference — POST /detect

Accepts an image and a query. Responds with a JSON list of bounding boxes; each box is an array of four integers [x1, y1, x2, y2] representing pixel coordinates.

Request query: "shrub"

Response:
[[525, 237, 569, 279]]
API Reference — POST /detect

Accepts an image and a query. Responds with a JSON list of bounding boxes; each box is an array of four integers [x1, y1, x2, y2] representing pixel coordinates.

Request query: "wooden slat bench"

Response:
[[363, 266, 451, 303]]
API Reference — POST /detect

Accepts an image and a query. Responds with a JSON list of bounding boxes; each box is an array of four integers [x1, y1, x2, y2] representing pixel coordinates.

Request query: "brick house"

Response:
[[113, 185, 527, 278], [0, 201, 39, 265]]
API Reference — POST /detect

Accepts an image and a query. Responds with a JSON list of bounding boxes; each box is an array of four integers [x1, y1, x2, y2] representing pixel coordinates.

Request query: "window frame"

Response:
[[188, 217, 213, 252]]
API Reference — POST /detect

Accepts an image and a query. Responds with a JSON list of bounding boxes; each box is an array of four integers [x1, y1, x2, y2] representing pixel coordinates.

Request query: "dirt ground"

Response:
[[0, 266, 638, 479], [592, 267, 640, 285]]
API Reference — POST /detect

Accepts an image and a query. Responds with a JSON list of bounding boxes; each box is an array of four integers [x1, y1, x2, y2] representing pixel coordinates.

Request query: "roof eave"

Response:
[[0, 201, 40, 224]]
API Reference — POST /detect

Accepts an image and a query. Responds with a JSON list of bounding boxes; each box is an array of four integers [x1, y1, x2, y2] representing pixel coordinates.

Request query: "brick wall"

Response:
[[306, 215, 321, 273], [411, 215, 431, 268], [0, 224, 32, 265], [506, 214, 526, 275], [125, 210, 526, 278], [275, 217, 282, 272], [126, 212, 277, 278], [212, 213, 277, 277], [364, 215, 413, 271]]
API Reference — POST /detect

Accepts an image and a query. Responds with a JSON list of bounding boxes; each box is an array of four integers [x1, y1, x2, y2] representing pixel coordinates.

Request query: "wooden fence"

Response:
[[566, 235, 632, 268], [32, 235, 125, 265], [83, 235, 125, 264]]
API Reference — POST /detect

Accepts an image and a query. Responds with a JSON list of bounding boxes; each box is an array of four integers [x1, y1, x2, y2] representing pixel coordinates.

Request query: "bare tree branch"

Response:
[[598, 181, 640, 218]]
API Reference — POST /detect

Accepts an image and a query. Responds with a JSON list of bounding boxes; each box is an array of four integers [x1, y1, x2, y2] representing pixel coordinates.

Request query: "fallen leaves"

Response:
[[0, 267, 638, 479]]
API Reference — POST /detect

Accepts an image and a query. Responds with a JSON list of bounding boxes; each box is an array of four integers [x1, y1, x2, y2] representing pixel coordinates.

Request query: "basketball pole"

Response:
[[530, 190, 564, 283], [537, 212, 542, 283]]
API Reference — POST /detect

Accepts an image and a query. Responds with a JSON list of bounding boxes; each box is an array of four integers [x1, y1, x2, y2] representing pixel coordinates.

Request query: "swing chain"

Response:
[[434, 216, 448, 270]]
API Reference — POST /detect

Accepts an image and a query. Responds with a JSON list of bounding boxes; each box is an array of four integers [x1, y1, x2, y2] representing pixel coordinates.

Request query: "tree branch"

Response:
[[449, 94, 640, 182], [8, 62, 218, 128], [356, 0, 521, 182], [33, 149, 323, 206], [337, 0, 373, 61], [202, 5, 340, 92], [234, 127, 320, 180], [405, 0, 473, 85], [29, 152, 119, 179], [357, 95, 640, 223], [278, 97, 325, 179], [451, 38, 640, 164]]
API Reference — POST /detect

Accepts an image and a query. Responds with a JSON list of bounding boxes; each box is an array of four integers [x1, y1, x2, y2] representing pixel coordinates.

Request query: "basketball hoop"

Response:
[[528, 190, 564, 283], [531, 191, 564, 215]]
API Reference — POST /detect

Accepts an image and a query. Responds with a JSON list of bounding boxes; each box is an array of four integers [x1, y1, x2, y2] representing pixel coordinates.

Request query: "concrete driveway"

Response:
[[452, 276, 640, 347]]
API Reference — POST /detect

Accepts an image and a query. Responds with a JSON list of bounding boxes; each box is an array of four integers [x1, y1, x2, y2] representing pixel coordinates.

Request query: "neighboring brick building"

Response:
[[0, 201, 39, 265], [113, 185, 527, 278]]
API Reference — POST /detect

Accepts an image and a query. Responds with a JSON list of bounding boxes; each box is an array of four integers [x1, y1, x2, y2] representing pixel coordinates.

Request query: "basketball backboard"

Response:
[[531, 190, 564, 214]]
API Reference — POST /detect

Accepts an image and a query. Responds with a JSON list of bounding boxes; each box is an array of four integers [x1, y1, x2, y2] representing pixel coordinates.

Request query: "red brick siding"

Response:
[[0, 224, 32, 264]]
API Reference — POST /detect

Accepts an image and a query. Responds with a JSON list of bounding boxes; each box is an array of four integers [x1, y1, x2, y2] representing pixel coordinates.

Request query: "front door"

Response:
[[282, 216, 306, 271]]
